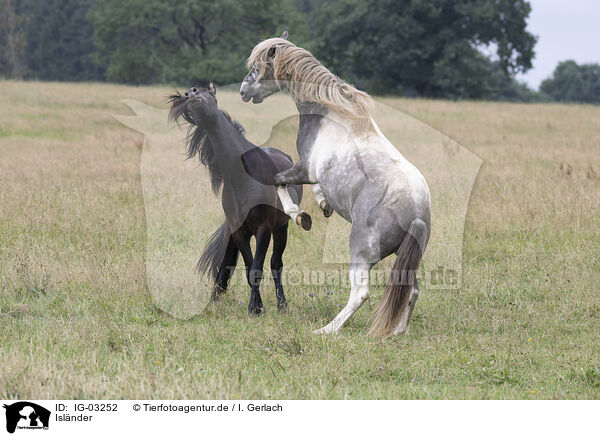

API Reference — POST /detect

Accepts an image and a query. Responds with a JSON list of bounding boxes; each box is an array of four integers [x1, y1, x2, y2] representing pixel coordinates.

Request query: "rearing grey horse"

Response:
[[240, 31, 431, 337]]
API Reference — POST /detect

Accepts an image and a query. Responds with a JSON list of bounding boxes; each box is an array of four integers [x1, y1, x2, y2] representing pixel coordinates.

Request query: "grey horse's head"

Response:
[[240, 29, 288, 104]]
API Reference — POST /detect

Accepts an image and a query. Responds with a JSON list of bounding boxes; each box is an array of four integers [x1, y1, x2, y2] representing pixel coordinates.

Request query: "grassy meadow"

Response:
[[1, 80, 599, 399]]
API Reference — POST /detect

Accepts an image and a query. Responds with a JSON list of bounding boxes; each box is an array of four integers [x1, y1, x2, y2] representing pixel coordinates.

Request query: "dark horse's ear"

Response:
[[208, 82, 216, 95], [280, 29, 289, 40]]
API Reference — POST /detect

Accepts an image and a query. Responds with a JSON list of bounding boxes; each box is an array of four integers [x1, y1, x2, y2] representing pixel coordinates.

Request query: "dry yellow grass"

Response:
[[1, 80, 599, 399]]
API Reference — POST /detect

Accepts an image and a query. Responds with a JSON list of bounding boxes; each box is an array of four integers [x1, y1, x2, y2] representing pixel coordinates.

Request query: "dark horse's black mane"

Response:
[[166, 86, 310, 315], [168, 91, 246, 194]]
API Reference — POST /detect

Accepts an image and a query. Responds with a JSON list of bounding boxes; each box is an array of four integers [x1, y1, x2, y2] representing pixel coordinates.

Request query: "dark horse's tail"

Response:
[[369, 218, 429, 337], [196, 221, 230, 283]]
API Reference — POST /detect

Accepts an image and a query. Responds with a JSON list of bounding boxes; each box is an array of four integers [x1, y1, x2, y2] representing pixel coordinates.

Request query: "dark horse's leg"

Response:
[[271, 223, 288, 311], [247, 226, 271, 315], [231, 229, 254, 305], [212, 236, 239, 300]]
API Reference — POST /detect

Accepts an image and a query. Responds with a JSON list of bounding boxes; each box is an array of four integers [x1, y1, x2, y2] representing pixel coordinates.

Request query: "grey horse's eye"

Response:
[[248, 66, 258, 83]]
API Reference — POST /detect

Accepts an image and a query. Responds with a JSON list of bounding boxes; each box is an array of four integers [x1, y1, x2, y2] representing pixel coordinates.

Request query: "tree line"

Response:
[[1, 0, 598, 103]]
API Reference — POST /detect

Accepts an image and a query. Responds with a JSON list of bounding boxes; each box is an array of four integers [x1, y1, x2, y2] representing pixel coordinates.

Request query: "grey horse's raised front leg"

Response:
[[312, 184, 333, 218], [274, 164, 333, 218], [276, 186, 312, 231], [274, 163, 313, 230], [274, 163, 312, 186]]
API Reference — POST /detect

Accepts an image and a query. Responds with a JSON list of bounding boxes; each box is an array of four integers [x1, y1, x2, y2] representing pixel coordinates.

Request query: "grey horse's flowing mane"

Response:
[[247, 37, 374, 132], [168, 91, 246, 194]]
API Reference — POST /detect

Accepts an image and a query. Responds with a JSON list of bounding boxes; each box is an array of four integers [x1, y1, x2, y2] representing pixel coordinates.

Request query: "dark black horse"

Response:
[[169, 83, 311, 314]]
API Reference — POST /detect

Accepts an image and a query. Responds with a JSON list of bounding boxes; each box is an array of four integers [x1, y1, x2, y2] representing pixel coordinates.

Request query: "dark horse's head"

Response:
[[169, 82, 220, 124], [168, 83, 246, 193]]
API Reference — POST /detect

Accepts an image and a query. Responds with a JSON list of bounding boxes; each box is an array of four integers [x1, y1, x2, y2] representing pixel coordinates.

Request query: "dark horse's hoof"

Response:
[[248, 299, 264, 316], [277, 300, 288, 312], [320, 200, 334, 218], [211, 285, 226, 301], [296, 212, 312, 231], [248, 306, 264, 316]]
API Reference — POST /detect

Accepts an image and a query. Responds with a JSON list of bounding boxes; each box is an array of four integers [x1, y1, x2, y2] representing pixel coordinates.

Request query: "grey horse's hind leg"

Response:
[[312, 261, 373, 334], [313, 224, 378, 334], [393, 279, 420, 335]]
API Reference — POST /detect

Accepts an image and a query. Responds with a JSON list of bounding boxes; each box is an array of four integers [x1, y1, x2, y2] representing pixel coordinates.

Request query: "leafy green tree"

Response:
[[91, 0, 311, 85], [312, 0, 536, 99], [540, 60, 600, 104], [0, 0, 28, 79], [482, 61, 539, 102], [17, 0, 104, 81], [3, 0, 541, 102]]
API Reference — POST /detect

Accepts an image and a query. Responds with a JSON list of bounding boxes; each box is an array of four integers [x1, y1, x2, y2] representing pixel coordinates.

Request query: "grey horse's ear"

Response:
[[280, 29, 289, 40], [209, 82, 216, 95]]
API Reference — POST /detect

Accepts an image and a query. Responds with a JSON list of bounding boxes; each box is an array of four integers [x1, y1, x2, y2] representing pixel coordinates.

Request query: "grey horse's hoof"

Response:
[[296, 212, 312, 231], [320, 200, 334, 218]]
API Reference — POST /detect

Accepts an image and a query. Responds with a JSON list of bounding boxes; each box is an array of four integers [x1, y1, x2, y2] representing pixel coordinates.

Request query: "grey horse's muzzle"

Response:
[[240, 82, 252, 102]]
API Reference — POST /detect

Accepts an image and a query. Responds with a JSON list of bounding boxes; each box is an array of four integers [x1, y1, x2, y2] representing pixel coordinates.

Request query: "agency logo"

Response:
[[3, 402, 50, 434]]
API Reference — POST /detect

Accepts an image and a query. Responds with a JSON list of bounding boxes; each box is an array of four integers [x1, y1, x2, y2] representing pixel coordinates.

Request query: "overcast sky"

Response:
[[516, 0, 600, 89]]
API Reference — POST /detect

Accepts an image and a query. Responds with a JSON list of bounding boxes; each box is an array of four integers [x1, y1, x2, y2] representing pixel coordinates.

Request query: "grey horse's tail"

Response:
[[369, 218, 429, 337], [196, 221, 230, 283]]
